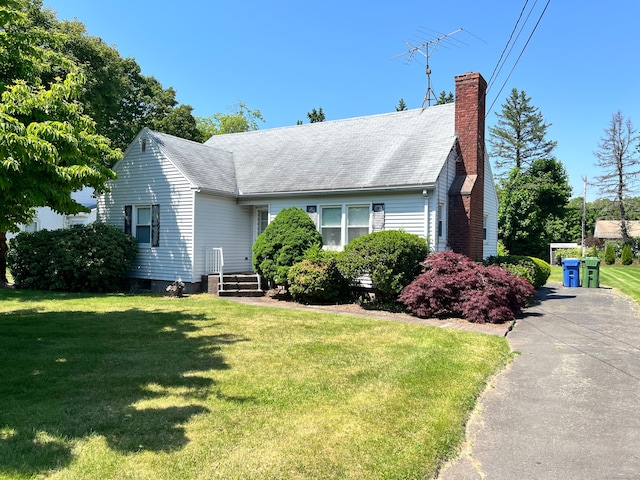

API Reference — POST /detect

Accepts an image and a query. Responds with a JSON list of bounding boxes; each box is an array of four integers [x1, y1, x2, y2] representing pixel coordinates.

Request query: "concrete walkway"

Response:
[[438, 283, 640, 479]]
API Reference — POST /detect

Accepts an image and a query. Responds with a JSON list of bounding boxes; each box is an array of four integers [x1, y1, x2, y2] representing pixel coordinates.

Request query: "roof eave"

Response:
[[236, 183, 437, 199]]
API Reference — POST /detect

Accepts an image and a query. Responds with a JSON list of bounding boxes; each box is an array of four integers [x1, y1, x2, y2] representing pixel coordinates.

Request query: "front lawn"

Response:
[[0, 290, 510, 480]]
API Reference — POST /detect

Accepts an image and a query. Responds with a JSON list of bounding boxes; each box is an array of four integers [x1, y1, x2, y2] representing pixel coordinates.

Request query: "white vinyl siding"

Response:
[[193, 193, 253, 276], [98, 134, 196, 282], [240, 192, 429, 248], [483, 157, 499, 258]]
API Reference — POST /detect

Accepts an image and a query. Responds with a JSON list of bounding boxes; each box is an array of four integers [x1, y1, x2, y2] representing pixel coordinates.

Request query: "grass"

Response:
[[549, 264, 640, 303], [0, 289, 511, 480]]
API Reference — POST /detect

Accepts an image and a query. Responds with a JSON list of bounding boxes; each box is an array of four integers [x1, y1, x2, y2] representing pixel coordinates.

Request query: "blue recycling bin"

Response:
[[562, 258, 581, 287]]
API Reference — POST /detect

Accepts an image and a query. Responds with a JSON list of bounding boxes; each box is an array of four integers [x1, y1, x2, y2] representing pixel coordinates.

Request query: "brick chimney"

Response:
[[448, 72, 487, 260]]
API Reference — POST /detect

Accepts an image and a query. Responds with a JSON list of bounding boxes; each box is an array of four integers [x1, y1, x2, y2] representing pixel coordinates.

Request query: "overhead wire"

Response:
[[486, 0, 552, 117]]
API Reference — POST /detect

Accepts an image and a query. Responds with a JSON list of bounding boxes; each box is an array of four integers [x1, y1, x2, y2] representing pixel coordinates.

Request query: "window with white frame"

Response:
[[321, 206, 342, 247], [124, 204, 159, 247], [320, 204, 370, 249], [136, 206, 151, 244], [347, 205, 369, 243]]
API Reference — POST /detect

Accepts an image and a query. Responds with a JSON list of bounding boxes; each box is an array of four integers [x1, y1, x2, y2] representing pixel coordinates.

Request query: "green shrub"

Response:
[[554, 248, 582, 265], [621, 245, 634, 265], [252, 207, 322, 287], [484, 255, 551, 289], [604, 244, 616, 265], [288, 246, 350, 304], [7, 223, 137, 292], [337, 230, 429, 302]]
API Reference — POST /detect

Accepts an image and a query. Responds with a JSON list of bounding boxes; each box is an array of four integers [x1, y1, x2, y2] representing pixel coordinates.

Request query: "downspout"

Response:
[[423, 189, 431, 251]]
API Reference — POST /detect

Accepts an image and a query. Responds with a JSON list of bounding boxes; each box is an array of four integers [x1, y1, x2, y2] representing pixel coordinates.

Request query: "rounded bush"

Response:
[[484, 255, 550, 289], [337, 230, 429, 302], [252, 207, 322, 287], [7, 223, 137, 292], [288, 247, 350, 304]]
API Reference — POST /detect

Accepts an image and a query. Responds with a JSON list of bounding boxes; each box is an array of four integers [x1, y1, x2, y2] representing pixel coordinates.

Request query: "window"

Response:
[[321, 206, 342, 247], [438, 203, 444, 238], [347, 206, 369, 243], [321, 204, 371, 249], [257, 207, 269, 236], [24, 221, 38, 233], [136, 206, 151, 244], [125, 204, 159, 247], [483, 215, 488, 241]]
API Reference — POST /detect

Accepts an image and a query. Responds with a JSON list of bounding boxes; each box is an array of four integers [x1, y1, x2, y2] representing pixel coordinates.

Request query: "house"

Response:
[[97, 72, 498, 293], [7, 188, 97, 240], [593, 220, 640, 240]]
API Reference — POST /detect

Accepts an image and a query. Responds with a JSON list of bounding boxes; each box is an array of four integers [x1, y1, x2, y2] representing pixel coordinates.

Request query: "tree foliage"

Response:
[[17, 0, 201, 149], [593, 111, 640, 243], [489, 88, 557, 177], [498, 158, 571, 258], [196, 101, 264, 139], [435, 90, 454, 105], [395, 98, 408, 111], [307, 107, 325, 123], [0, 0, 120, 283], [399, 251, 535, 324]]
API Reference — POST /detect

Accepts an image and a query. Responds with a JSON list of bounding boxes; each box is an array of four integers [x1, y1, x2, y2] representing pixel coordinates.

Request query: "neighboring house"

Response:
[[7, 188, 97, 240], [98, 72, 498, 293], [593, 220, 640, 240]]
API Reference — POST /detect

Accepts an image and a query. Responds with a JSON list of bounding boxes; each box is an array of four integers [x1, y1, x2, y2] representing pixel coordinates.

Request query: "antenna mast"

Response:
[[392, 28, 464, 107]]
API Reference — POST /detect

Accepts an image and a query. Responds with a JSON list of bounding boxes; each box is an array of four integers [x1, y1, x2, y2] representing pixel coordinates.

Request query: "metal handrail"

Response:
[[206, 247, 224, 292]]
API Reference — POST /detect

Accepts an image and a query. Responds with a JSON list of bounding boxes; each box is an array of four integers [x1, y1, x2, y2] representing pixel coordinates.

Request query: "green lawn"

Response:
[[0, 289, 510, 480], [549, 264, 640, 303]]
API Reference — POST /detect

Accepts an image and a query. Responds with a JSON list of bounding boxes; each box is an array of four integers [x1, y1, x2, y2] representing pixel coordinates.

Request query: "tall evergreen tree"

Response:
[[435, 91, 454, 105], [489, 88, 557, 177], [307, 107, 325, 123], [395, 98, 408, 111]]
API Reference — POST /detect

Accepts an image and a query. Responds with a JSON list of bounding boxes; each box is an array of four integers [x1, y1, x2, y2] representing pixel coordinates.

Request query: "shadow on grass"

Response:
[[0, 304, 248, 478]]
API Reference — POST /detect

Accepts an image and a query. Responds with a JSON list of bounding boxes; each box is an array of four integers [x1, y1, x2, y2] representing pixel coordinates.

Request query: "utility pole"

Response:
[[582, 176, 587, 257]]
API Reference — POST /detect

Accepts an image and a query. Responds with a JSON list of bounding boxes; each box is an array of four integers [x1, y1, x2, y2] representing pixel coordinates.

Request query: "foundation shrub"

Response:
[[252, 207, 323, 287], [288, 246, 350, 304], [484, 255, 550, 289], [7, 223, 137, 292], [399, 251, 535, 324], [337, 230, 429, 303]]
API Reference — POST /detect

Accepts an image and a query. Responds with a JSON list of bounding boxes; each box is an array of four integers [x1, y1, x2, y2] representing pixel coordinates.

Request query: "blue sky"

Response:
[[43, 0, 639, 201]]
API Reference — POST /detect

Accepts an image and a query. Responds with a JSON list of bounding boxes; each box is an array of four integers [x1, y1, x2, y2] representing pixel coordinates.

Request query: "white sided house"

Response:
[[98, 72, 498, 293]]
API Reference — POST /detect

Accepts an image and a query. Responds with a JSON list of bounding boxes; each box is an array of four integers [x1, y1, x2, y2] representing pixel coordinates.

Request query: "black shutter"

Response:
[[151, 204, 160, 247], [372, 203, 385, 232], [124, 205, 132, 235]]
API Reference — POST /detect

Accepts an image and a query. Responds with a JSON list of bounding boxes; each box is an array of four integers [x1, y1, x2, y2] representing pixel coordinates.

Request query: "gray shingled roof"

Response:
[[142, 104, 456, 196], [205, 104, 456, 195], [145, 129, 238, 195]]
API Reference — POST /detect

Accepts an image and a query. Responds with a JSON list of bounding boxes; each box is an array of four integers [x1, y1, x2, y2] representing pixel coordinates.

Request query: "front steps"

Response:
[[218, 273, 265, 297]]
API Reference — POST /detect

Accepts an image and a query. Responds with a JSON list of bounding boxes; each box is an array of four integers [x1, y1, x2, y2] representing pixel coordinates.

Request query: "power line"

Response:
[[486, 0, 552, 117]]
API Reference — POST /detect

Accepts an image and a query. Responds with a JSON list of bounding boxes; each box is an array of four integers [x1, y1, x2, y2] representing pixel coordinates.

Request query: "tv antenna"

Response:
[[392, 28, 464, 107]]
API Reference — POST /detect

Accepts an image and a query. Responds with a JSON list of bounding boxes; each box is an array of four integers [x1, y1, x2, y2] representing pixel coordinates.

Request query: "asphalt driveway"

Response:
[[438, 283, 640, 479]]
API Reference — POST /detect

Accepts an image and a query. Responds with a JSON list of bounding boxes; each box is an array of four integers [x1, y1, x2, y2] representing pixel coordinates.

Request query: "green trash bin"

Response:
[[582, 257, 601, 288]]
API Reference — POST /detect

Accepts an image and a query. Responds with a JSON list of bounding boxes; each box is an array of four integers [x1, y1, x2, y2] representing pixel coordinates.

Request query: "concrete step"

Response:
[[218, 289, 265, 297]]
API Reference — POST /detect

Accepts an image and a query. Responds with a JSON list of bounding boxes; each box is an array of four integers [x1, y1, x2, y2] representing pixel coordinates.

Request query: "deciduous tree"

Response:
[[593, 111, 640, 243]]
